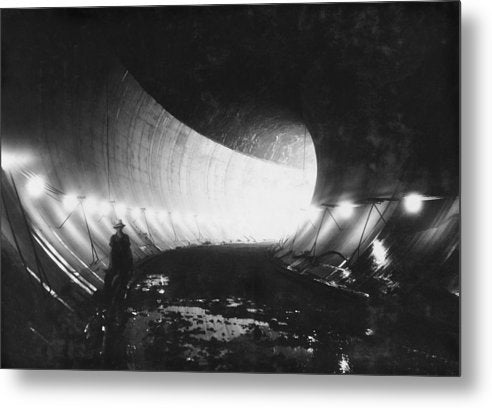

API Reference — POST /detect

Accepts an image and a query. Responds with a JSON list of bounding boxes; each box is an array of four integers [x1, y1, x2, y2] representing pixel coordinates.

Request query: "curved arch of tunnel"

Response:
[[0, 6, 460, 374], [1, 55, 459, 302], [1, 61, 320, 299], [0, 5, 459, 304]]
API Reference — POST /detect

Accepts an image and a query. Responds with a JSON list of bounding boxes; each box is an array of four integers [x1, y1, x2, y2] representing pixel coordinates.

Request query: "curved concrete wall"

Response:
[[1, 57, 459, 304], [1, 64, 317, 300], [1, 4, 459, 305]]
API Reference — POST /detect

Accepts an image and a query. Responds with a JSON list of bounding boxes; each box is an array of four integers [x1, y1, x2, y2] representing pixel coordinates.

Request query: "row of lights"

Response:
[[4, 149, 428, 220], [24, 173, 426, 231], [403, 194, 425, 213], [308, 194, 425, 221], [62, 193, 175, 223], [25, 174, 255, 231], [25, 175, 171, 222]]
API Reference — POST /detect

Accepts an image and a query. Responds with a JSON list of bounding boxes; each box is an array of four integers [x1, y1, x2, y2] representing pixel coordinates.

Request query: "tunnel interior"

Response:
[[1, 4, 459, 374]]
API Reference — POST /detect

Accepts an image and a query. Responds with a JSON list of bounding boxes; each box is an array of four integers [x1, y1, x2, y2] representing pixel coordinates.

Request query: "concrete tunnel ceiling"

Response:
[[95, 4, 459, 277], [99, 4, 459, 204]]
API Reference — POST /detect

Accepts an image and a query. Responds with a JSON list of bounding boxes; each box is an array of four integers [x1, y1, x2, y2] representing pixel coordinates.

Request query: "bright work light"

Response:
[[26, 175, 46, 198], [403, 193, 423, 214]]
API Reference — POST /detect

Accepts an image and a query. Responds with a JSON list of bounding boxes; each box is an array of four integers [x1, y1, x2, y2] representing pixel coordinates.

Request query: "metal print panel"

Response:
[[1, 2, 460, 375]]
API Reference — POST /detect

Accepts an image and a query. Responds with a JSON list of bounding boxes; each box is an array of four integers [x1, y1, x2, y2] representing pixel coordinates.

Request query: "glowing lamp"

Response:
[[114, 203, 126, 218], [26, 175, 46, 198], [84, 197, 98, 214], [1, 152, 16, 170], [131, 207, 141, 219], [403, 193, 423, 214], [99, 201, 112, 216], [338, 201, 355, 219], [1, 151, 31, 171], [62, 194, 78, 210]]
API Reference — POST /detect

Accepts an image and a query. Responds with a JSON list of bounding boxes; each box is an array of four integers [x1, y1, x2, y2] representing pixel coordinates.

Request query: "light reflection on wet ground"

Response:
[[106, 244, 458, 374]]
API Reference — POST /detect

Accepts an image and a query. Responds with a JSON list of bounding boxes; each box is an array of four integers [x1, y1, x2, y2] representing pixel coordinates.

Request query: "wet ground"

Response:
[[102, 244, 459, 374]]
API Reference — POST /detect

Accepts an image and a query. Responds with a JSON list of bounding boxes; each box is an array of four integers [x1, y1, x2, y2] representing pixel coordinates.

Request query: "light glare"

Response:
[[338, 201, 355, 219], [306, 206, 321, 222], [1, 151, 31, 171], [131, 207, 141, 219], [99, 201, 112, 216], [84, 197, 98, 214], [404, 193, 423, 214], [1, 152, 16, 170], [62, 194, 78, 210], [26, 175, 46, 198], [114, 203, 126, 218]]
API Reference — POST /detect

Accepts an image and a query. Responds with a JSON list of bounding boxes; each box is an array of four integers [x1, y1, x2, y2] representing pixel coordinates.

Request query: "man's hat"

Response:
[[113, 219, 126, 229]]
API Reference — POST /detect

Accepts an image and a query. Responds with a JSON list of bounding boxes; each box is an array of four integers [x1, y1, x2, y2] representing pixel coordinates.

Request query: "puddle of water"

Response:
[[104, 247, 458, 374]]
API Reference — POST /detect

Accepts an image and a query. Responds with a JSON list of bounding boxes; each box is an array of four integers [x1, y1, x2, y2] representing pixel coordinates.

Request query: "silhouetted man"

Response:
[[104, 219, 133, 301]]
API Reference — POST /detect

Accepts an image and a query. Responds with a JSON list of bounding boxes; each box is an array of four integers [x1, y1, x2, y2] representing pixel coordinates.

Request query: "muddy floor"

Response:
[[101, 244, 459, 374]]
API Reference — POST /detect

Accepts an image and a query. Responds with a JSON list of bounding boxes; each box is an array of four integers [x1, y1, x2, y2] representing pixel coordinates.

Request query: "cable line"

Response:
[[8, 173, 52, 289], [80, 199, 101, 266], [309, 207, 328, 257]]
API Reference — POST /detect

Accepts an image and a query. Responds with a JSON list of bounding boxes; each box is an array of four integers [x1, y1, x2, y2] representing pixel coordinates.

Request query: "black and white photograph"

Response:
[[1, 1, 460, 376]]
